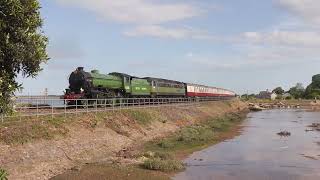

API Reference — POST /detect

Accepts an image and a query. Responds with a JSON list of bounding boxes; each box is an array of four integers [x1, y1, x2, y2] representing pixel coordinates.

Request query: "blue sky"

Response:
[[18, 0, 320, 95]]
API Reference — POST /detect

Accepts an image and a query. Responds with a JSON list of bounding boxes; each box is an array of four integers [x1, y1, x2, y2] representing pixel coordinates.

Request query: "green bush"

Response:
[[177, 126, 213, 142], [142, 158, 184, 172], [143, 151, 173, 160], [0, 168, 8, 180]]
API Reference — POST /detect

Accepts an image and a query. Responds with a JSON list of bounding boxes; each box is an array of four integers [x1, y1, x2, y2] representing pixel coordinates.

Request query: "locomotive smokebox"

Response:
[[69, 67, 92, 93]]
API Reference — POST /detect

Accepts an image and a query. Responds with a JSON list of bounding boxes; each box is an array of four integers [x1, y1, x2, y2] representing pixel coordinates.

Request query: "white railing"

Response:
[[0, 96, 234, 123]]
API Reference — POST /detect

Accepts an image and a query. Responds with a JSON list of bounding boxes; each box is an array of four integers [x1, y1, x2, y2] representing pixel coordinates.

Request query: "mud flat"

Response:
[[0, 100, 247, 180]]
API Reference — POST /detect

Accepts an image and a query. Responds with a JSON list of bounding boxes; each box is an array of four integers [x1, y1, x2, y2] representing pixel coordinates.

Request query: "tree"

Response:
[[289, 83, 305, 99], [0, 0, 48, 114], [305, 74, 320, 99], [272, 87, 285, 95]]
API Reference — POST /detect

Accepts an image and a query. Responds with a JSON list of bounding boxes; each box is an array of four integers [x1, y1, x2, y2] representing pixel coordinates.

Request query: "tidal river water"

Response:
[[174, 109, 320, 180]]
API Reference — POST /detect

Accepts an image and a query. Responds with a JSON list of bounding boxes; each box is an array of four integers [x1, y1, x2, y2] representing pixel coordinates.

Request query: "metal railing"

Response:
[[1, 96, 234, 123]]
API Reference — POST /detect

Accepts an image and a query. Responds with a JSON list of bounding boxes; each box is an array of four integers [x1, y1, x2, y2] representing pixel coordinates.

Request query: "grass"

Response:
[[0, 168, 8, 180], [143, 112, 246, 159], [0, 116, 69, 145], [142, 158, 184, 172], [140, 151, 184, 172], [0, 109, 162, 145], [125, 110, 153, 125]]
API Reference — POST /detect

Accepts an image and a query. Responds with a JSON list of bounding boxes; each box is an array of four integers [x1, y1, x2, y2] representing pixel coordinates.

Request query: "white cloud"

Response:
[[124, 25, 215, 40], [48, 37, 85, 59], [278, 0, 320, 25], [242, 30, 320, 47], [55, 0, 202, 25]]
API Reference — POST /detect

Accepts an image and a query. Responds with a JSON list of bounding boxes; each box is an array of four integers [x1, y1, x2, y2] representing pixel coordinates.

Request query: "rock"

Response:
[[277, 131, 291, 137]]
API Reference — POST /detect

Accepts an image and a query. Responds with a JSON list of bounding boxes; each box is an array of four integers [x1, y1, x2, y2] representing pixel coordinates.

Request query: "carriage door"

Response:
[[124, 76, 131, 94]]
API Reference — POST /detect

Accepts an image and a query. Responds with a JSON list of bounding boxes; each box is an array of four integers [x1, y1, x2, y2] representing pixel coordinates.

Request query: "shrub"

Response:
[[0, 168, 8, 180], [142, 158, 184, 172], [143, 151, 173, 160], [177, 126, 214, 143]]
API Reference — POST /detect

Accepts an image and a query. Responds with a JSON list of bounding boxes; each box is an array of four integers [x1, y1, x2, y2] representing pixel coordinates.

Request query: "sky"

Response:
[[17, 0, 320, 95]]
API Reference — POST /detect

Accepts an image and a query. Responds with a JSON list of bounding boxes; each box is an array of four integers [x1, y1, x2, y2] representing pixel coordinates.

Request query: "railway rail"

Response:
[[1, 96, 234, 123]]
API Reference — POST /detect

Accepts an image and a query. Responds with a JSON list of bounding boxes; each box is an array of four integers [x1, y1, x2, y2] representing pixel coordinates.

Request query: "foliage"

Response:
[[142, 151, 184, 172], [241, 94, 256, 100], [285, 95, 293, 100], [288, 83, 305, 99], [0, 0, 48, 114], [142, 158, 184, 172], [305, 75, 320, 99], [272, 87, 285, 95], [0, 168, 8, 180], [125, 110, 152, 125]]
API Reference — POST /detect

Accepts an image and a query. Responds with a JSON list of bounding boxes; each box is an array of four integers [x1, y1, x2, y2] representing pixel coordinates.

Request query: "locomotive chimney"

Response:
[[77, 67, 84, 71]]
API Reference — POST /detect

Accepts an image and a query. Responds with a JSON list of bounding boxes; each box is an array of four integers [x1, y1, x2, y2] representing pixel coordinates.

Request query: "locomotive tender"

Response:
[[64, 67, 236, 102]]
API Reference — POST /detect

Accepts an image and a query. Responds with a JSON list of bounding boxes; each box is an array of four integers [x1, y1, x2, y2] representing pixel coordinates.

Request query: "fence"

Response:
[[1, 96, 234, 123]]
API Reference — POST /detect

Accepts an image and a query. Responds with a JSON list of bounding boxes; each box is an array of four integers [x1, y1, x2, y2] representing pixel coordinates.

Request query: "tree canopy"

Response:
[[305, 75, 320, 99], [272, 87, 285, 95], [288, 83, 305, 99], [0, 0, 48, 113]]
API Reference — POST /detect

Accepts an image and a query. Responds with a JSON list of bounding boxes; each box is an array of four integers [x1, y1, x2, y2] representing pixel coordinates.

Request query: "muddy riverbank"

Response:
[[0, 100, 247, 180]]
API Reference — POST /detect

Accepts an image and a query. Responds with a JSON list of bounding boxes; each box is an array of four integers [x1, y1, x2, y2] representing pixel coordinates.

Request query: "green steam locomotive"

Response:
[[64, 67, 186, 101]]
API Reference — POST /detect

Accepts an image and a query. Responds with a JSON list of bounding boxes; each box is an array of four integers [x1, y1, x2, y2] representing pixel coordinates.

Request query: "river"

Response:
[[174, 109, 320, 180]]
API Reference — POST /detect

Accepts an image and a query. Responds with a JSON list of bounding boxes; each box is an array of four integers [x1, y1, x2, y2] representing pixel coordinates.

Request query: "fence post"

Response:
[[86, 99, 89, 113], [112, 98, 115, 112], [64, 99, 67, 119], [76, 99, 78, 115], [105, 99, 107, 111], [96, 99, 98, 113], [51, 99, 54, 119], [36, 99, 39, 119]]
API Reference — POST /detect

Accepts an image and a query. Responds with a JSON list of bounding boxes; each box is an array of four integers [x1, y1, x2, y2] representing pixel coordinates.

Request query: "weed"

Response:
[[125, 110, 153, 125], [0, 120, 68, 145], [0, 168, 8, 180], [142, 158, 184, 172]]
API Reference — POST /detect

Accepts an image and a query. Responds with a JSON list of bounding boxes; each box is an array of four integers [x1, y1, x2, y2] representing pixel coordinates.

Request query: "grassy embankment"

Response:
[[0, 109, 156, 145], [140, 112, 246, 172]]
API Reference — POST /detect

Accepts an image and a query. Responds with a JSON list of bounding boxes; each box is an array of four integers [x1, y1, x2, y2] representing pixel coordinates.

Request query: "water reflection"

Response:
[[174, 109, 320, 180]]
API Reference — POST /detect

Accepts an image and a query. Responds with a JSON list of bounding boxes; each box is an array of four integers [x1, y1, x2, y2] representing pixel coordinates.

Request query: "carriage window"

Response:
[[124, 77, 129, 83]]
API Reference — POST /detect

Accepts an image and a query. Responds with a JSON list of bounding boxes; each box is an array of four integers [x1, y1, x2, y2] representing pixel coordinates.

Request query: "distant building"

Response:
[[256, 90, 277, 100]]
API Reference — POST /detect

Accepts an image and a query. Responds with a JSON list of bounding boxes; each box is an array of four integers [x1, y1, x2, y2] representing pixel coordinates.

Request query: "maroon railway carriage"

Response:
[[186, 83, 236, 97]]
